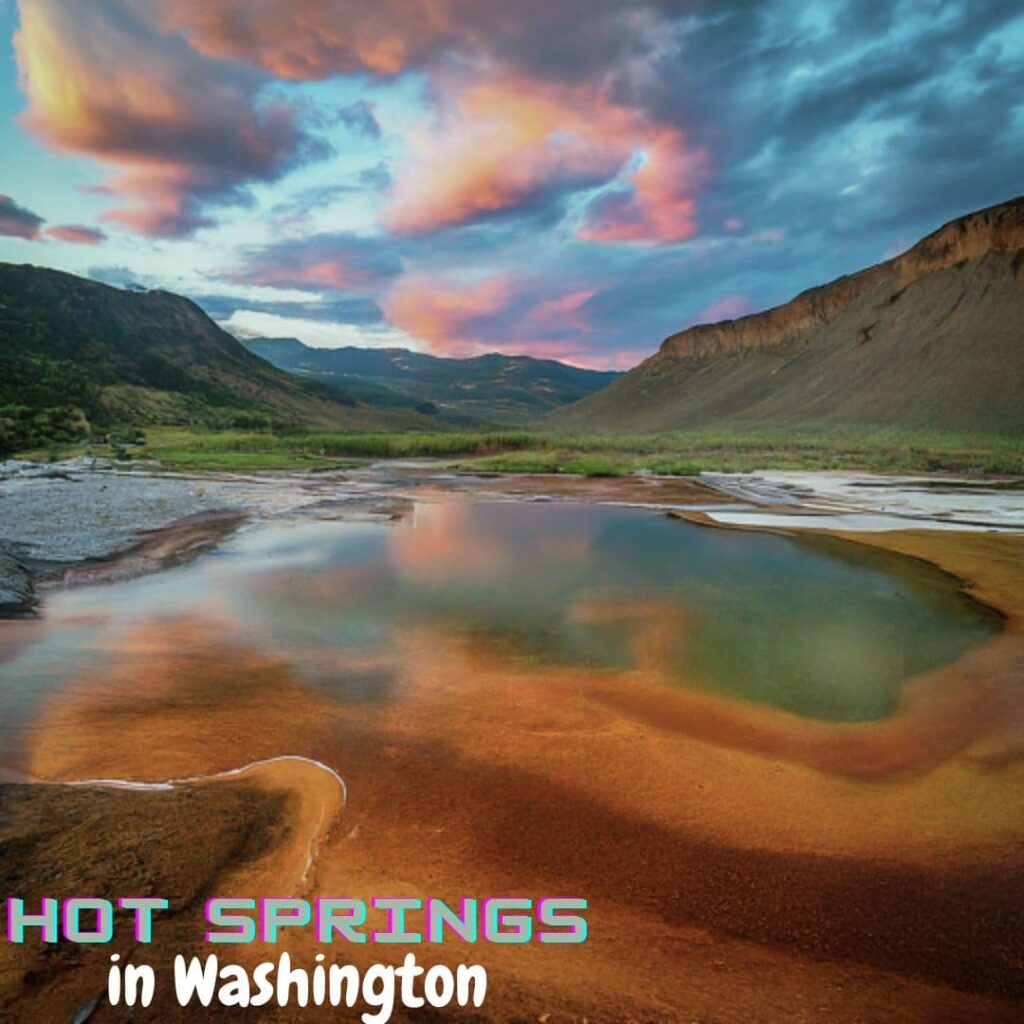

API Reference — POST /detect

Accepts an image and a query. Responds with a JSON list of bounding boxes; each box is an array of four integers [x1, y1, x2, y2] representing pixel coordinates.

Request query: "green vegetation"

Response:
[[458, 428, 1024, 477], [0, 404, 91, 454], [17, 424, 1024, 478], [464, 451, 634, 476], [0, 263, 418, 457], [138, 428, 540, 470]]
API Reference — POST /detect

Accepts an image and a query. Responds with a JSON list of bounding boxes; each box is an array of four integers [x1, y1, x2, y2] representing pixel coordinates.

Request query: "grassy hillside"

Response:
[[548, 197, 1024, 436], [0, 263, 438, 452], [241, 337, 620, 425]]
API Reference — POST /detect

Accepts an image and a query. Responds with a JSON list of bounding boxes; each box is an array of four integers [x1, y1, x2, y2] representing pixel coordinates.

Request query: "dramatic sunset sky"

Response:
[[0, 1, 1021, 368]]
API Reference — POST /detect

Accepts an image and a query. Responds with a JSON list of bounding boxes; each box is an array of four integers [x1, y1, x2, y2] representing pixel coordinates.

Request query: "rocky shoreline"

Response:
[[0, 544, 35, 618], [0, 458, 418, 620]]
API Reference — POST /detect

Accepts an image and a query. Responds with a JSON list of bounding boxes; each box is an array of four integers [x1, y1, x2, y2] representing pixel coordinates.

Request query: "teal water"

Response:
[[0, 500, 1001, 739]]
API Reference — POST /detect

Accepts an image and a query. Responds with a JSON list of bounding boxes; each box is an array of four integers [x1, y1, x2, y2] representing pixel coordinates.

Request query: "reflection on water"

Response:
[[0, 500, 1000, 766]]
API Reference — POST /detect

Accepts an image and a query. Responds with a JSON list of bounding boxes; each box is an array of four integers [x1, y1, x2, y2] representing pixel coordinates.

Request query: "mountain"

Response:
[[240, 337, 621, 426], [0, 264, 436, 451], [547, 197, 1024, 436]]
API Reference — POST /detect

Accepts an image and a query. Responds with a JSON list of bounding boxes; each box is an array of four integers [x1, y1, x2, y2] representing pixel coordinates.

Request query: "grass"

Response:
[[14, 424, 1024, 477], [457, 428, 1024, 477], [143, 449, 327, 471], [140, 427, 538, 468], [469, 452, 632, 477]]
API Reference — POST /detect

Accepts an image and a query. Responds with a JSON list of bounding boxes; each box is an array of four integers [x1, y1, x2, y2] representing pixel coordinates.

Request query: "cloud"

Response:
[[195, 292, 384, 325], [152, 0, 686, 81], [87, 265, 148, 290], [267, 183, 361, 230], [382, 269, 634, 367], [14, 0, 323, 238], [383, 272, 513, 356], [0, 194, 45, 239], [692, 293, 752, 324], [45, 224, 107, 245], [113, 1, 706, 241], [382, 75, 705, 241], [14, 0, 703, 244], [577, 129, 704, 243], [153, 0, 449, 77], [528, 289, 597, 334], [222, 232, 403, 293], [651, 0, 1024, 248], [358, 162, 393, 191], [376, 219, 846, 369], [337, 100, 381, 138], [220, 309, 420, 350]]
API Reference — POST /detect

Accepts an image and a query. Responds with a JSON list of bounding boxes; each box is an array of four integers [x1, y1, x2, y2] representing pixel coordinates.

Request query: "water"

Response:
[[0, 499, 1000, 765]]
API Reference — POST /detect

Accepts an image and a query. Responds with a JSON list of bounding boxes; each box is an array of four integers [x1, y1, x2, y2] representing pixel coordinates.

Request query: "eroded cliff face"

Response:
[[546, 196, 1024, 435], [660, 196, 1024, 361]]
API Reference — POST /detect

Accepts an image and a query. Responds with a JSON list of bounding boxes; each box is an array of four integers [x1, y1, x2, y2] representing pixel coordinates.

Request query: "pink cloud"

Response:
[[14, 1, 704, 244], [382, 76, 705, 244], [577, 130, 705, 244], [382, 77, 627, 235], [694, 294, 753, 324], [15, 0, 313, 238], [383, 272, 514, 357], [155, 0, 451, 78], [154, 0, 672, 83], [528, 290, 596, 333], [383, 271, 637, 369], [45, 224, 108, 245], [221, 232, 403, 293]]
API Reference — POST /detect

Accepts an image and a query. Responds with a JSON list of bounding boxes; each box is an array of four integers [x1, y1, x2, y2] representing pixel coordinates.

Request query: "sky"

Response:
[[0, 0, 1021, 369]]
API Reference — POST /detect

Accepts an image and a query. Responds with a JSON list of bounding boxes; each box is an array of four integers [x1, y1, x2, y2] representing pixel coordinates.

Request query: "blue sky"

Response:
[[1, 0, 1022, 368]]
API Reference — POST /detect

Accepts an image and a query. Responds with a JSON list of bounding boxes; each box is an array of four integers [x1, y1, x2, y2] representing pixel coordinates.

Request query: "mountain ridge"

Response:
[[241, 336, 621, 426], [0, 263, 437, 451], [547, 196, 1024, 436]]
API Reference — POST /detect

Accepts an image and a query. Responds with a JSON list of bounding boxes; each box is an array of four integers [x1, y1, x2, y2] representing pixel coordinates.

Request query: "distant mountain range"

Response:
[[548, 196, 1024, 436], [239, 337, 620, 426], [0, 264, 438, 451]]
